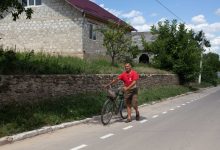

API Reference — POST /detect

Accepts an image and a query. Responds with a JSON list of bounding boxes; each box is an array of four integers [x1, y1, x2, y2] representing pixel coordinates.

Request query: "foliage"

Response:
[[99, 21, 134, 65], [202, 52, 219, 86], [0, 48, 167, 74], [0, 85, 195, 137], [142, 19, 211, 84], [0, 92, 106, 137], [138, 85, 191, 105], [0, 0, 33, 21]]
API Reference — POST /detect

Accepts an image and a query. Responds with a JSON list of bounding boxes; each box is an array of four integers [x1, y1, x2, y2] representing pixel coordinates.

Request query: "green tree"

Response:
[[144, 19, 208, 84], [202, 52, 219, 85], [0, 0, 33, 21], [99, 21, 133, 65], [193, 30, 211, 84]]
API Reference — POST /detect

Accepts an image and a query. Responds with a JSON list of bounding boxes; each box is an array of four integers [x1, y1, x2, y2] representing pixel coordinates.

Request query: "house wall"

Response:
[[82, 18, 107, 58], [0, 0, 84, 58], [132, 32, 157, 63]]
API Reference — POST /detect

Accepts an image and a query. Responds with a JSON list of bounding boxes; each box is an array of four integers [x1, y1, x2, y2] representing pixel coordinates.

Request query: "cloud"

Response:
[[99, 4, 122, 17], [121, 10, 142, 18], [122, 10, 152, 31], [187, 15, 220, 55], [215, 8, 220, 16], [191, 15, 207, 24], [99, 6, 151, 32], [134, 24, 151, 31]]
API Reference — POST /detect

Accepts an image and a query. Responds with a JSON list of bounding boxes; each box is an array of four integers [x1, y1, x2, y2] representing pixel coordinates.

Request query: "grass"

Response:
[[138, 85, 192, 105], [0, 85, 197, 138], [0, 92, 106, 138], [0, 49, 168, 75]]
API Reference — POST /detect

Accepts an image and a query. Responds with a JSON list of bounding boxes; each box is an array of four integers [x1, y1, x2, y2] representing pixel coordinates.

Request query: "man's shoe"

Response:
[[125, 119, 132, 123], [136, 112, 140, 121]]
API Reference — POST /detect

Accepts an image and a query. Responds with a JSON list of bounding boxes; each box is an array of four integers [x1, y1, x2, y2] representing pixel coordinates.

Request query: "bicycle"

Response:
[[101, 86, 128, 125]]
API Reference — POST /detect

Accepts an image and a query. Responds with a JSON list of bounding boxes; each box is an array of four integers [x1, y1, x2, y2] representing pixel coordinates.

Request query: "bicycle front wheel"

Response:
[[119, 100, 128, 119], [101, 99, 114, 125]]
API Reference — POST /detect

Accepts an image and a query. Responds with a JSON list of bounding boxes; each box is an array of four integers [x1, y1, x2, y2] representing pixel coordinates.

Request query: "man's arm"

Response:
[[123, 80, 137, 91], [105, 78, 119, 88]]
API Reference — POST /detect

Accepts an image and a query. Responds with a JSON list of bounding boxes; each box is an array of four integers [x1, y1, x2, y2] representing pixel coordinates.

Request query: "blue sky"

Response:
[[91, 0, 220, 55]]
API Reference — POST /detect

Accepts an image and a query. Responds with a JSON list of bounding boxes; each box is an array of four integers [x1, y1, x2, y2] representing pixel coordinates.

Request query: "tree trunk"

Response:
[[111, 55, 115, 66]]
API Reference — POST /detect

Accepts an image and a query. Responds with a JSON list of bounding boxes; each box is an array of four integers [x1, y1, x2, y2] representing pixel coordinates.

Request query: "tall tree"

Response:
[[145, 20, 205, 84], [194, 30, 211, 84], [0, 0, 33, 21]]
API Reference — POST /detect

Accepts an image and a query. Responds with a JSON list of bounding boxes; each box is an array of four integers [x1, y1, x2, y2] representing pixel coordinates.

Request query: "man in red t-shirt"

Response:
[[106, 63, 140, 123]]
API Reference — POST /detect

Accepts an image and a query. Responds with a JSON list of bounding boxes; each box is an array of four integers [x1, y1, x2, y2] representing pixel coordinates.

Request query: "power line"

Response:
[[154, 0, 185, 23]]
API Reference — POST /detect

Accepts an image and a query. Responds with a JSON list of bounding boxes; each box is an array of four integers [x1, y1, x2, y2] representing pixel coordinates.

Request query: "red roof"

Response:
[[66, 0, 136, 31]]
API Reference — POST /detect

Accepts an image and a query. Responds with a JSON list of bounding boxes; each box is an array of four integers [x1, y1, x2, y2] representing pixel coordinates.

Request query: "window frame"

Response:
[[22, 0, 42, 7], [89, 23, 97, 41]]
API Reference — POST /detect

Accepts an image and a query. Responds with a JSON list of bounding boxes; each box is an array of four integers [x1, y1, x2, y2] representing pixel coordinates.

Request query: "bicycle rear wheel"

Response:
[[119, 100, 128, 119], [101, 99, 114, 125]]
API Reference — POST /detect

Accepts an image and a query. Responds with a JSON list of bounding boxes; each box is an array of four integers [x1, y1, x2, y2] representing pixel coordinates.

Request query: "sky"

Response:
[[90, 0, 220, 56]]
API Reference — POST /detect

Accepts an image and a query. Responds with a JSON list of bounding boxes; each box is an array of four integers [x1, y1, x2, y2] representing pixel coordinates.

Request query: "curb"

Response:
[[0, 118, 92, 146]]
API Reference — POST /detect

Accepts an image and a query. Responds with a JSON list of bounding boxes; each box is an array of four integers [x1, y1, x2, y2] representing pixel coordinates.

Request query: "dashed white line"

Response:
[[70, 144, 87, 150], [123, 125, 133, 130], [140, 119, 148, 123], [100, 133, 114, 139], [177, 106, 181, 108], [162, 111, 167, 114], [152, 115, 159, 118], [170, 108, 175, 111], [182, 104, 186, 106], [187, 102, 190, 104]]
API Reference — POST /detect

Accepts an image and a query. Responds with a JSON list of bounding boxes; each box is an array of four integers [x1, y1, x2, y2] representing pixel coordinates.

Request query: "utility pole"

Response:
[[198, 41, 204, 84], [198, 52, 203, 84]]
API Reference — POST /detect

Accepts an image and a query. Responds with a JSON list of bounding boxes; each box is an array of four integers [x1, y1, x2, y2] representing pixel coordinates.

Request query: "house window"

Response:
[[22, 0, 42, 6], [89, 24, 96, 40]]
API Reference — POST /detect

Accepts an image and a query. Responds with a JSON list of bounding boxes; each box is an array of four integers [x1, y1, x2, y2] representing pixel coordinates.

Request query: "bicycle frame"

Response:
[[101, 87, 127, 125]]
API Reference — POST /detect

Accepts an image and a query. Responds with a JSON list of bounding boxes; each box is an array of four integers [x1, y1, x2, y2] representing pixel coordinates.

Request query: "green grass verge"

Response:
[[0, 92, 106, 138], [138, 85, 192, 105], [0, 85, 195, 138]]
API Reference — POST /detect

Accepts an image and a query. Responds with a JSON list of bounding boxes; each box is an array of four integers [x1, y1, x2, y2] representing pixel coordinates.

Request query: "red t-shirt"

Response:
[[118, 70, 139, 87]]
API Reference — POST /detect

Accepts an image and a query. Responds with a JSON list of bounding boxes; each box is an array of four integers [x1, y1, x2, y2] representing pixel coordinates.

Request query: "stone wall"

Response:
[[0, 74, 179, 105]]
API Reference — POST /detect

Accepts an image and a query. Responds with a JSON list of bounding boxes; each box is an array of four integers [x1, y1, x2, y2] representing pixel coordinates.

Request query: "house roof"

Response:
[[66, 0, 136, 31]]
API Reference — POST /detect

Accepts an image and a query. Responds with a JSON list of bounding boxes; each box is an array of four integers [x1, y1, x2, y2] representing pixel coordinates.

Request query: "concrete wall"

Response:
[[0, 74, 179, 105], [82, 18, 106, 58], [0, 0, 84, 58]]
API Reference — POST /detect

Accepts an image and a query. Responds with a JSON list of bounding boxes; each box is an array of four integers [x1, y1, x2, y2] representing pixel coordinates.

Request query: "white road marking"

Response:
[[170, 108, 175, 111], [100, 133, 114, 139], [177, 106, 181, 108], [182, 104, 186, 106], [140, 119, 148, 123], [152, 115, 159, 118], [70, 144, 87, 150], [162, 111, 167, 114], [123, 125, 133, 130]]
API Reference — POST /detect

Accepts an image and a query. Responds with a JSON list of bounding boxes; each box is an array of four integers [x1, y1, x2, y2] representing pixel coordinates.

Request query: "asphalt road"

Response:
[[1, 86, 220, 150]]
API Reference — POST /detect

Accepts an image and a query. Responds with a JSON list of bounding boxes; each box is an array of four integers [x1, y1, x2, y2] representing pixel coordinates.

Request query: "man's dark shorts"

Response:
[[124, 88, 138, 106]]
